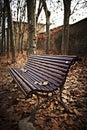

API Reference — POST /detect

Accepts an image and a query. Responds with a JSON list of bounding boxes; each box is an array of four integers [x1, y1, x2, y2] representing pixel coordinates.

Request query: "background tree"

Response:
[[41, 0, 50, 54], [6, 0, 15, 62], [26, 0, 37, 55], [16, 0, 26, 54], [1, 0, 6, 56], [36, 0, 50, 54], [0, 0, 87, 59], [7, 16, 10, 58], [61, 0, 71, 55], [61, 0, 87, 55]]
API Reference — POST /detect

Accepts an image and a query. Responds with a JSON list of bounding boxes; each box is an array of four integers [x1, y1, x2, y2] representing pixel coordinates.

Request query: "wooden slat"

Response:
[[26, 59, 70, 71], [26, 68, 61, 88], [25, 65, 63, 85], [29, 55, 76, 61], [14, 68, 56, 92], [25, 61, 68, 76], [9, 68, 31, 96]]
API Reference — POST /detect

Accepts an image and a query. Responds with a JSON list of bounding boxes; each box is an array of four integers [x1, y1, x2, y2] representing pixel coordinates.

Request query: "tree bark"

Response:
[[41, 0, 50, 54], [6, 0, 15, 62], [7, 17, 10, 58], [61, 0, 71, 55], [27, 0, 37, 55], [1, 0, 5, 56], [45, 11, 50, 54]]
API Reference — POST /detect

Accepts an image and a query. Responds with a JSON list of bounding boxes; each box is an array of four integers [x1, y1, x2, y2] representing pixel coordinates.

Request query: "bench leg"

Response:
[[28, 94, 52, 123], [28, 104, 39, 122], [28, 88, 70, 123], [28, 95, 47, 122]]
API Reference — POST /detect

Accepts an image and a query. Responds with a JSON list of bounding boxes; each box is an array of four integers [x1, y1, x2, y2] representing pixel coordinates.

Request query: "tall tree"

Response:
[[0, 1, 2, 55], [7, 17, 10, 58], [1, 0, 6, 56], [36, 0, 50, 54], [41, 0, 50, 54], [61, 0, 87, 55], [16, 0, 26, 54], [26, 0, 37, 55], [61, 0, 71, 55], [6, 0, 15, 62]]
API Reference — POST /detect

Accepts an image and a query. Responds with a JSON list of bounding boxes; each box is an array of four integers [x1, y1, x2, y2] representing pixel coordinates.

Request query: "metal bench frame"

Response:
[[9, 54, 77, 122]]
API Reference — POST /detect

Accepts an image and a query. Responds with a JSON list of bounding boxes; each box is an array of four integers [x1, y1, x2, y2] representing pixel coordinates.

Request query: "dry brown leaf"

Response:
[[64, 113, 68, 120], [15, 84, 17, 88], [38, 82, 43, 85], [59, 106, 65, 111], [65, 119, 73, 125], [73, 109, 81, 116], [62, 94, 69, 100], [62, 90, 67, 94], [43, 81, 49, 85], [62, 98, 67, 103], [34, 81, 38, 85], [20, 68, 27, 72], [8, 96, 12, 99], [34, 81, 49, 86]]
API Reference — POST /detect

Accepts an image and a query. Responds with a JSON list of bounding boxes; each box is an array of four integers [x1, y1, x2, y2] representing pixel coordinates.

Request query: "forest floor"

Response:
[[0, 52, 87, 130]]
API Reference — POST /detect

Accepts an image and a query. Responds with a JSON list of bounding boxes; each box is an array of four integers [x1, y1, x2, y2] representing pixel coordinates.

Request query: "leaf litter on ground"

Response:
[[0, 53, 87, 130]]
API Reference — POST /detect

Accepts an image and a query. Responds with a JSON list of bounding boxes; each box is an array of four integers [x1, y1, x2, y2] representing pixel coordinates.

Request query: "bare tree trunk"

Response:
[[41, 0, 50, 54], [1, 0, 5, 56], [36, 0, 42, 24], [13, 22, 17, 53], [6, 0, 15, 62], [61, 0, 71, 55], [18, 21, 21, 53], [7, 18, 10, 58], [20, 31, 24, 54], [45, 11, 50, 54], [27, 0, 37, 55]]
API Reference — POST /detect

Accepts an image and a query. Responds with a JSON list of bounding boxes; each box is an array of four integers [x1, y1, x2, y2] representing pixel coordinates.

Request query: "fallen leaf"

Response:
[[65, 119, 73, 125], [20, 68, 27, 72], [38, 82, 43, 85], [8, 96, 12, 99], [34, 81, 38, 85], [34, 81, 49, 86], [73, 109, 81, 116], [43, 81, 49, 85]]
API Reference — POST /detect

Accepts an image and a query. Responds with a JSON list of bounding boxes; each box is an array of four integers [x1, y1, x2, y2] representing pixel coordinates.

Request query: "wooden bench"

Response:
[[9, 54, 78, 122]]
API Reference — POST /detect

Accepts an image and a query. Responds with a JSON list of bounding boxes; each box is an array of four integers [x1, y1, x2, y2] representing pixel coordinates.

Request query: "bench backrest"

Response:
[[24, 55, 77, 92]]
